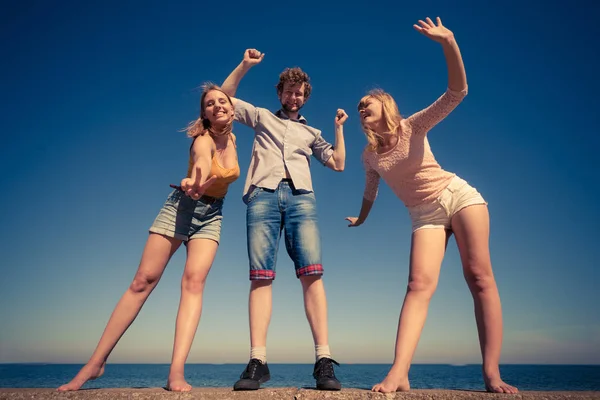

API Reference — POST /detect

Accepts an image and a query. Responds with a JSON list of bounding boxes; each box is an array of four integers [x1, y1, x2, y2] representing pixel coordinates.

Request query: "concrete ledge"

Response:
[[1, 388, 599, 399]]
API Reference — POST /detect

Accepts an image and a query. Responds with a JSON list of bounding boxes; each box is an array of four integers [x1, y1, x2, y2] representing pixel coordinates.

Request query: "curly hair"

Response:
[[276, 67, 312, 99], [185, 82, 234, 138]]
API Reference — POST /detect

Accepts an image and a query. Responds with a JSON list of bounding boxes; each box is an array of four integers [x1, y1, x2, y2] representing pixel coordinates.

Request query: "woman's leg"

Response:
[[166, 238, 218, 391], [372, 228, 450, 393], [58, 233, 182, 391], [451, 205, 518, 394]]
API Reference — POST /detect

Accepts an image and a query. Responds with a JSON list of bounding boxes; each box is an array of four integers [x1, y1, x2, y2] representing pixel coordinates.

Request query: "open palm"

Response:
[[413, 17, 454, 43]]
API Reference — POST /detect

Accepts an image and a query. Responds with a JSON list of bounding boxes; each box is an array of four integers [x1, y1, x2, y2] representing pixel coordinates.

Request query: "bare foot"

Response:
[[371, 371, 410, 393], [485, 375, 519, 394], [166, 374, 192, 392], [57, 362, 105, 391]]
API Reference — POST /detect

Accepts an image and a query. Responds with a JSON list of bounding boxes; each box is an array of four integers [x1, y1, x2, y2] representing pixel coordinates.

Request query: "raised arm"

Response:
[[408, 17, 468, 134], [221, 48, 264, 102], [414, 17, 467, 92], [180, 134, 216, 200], [324, 109, 348, 172]]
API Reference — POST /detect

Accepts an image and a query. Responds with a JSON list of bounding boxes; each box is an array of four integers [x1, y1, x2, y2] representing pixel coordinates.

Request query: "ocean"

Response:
[[0, 364, 598, 391]]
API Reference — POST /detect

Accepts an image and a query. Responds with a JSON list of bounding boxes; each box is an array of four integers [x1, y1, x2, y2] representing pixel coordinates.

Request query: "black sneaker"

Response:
[[233, 358, 270, 390], [313, 357, 341, 390]]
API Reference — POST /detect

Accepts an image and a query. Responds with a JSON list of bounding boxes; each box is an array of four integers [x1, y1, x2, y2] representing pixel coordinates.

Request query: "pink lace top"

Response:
[[362, 88, 468, 207]]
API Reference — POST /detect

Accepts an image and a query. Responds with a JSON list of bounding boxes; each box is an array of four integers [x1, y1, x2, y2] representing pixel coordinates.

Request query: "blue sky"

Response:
[[1, 0, 598, 365]]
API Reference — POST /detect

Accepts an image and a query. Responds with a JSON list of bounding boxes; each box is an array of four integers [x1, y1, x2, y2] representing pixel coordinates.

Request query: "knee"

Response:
[[182, 270, 207, 294], [250, 280, 272, 291], [300, 275, 322, 288], [130, 272, 159, 293], [406, 275, 438, 299], [463, 265, 496, 292]]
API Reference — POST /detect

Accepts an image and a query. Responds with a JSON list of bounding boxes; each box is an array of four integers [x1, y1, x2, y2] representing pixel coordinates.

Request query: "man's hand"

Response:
[[242, 48, 264, 68], [335, 109, 348, 126]]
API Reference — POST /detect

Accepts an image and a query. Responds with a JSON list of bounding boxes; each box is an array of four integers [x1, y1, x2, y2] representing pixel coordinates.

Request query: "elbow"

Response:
[[452, 84, 468, 97], [220, 83, 235, 97], [221, 87, 233, 97], [329, 154, 345, 172], [334, 163, 345, 172], [329, 160, 344, 172]]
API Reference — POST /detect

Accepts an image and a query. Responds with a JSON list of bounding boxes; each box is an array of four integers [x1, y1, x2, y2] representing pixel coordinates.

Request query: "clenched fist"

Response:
[[242, 48, 264, 67], [335, 109, 348, 126]]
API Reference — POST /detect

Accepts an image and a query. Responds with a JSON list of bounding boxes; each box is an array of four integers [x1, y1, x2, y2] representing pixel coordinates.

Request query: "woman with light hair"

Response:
[[347, 17, 518, 394], [58, 83, 240, 392]]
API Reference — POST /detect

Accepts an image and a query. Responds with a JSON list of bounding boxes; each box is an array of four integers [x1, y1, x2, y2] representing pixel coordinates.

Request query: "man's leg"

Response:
[[300, 276, 328, 349], [234, 188, 280, 391], [248, 280, 271, 360], [283, 187, 340, 390]]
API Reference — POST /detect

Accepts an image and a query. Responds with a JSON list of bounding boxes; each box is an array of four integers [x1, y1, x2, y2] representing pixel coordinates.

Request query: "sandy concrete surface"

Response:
[[0, 388, 598, 399]]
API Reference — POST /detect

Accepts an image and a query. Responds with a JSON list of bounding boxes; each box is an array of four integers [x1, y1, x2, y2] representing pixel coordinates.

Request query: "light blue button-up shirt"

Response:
[[234, 98, 334, 201]]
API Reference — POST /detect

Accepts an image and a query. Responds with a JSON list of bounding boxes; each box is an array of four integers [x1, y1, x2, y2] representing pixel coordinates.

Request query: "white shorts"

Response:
[[407, 176, 487, 232]]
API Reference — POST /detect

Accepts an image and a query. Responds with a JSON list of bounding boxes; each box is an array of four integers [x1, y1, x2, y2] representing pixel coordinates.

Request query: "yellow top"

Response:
[[186, 143, 240, 199]]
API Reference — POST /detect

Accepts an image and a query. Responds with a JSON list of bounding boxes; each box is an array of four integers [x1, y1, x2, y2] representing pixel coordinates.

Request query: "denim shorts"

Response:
[[149, 189, 223, 243], [245, 180, 323, 280], [407, 176, 487, 232]]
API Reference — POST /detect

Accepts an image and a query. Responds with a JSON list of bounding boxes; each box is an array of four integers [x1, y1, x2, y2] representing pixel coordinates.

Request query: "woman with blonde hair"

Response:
[[58, 83, 240, 392], [347, 17, 518, 394]]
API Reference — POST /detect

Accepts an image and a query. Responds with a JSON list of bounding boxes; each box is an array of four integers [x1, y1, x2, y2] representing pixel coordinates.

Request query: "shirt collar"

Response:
[[275, 108, 307, 125]]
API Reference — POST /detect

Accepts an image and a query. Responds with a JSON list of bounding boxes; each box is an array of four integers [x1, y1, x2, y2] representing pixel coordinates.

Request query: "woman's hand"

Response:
[[345, 217, 363, 227], [413, 17, 454, 44]]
